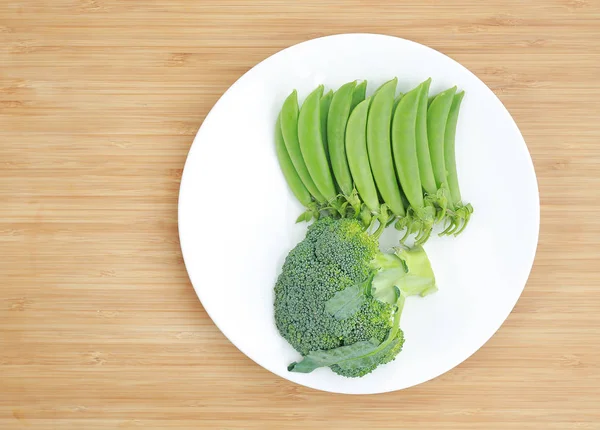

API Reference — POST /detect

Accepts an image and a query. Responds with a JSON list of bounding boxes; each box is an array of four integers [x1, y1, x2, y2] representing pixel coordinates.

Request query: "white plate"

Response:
[[178, 34, 539, 394]]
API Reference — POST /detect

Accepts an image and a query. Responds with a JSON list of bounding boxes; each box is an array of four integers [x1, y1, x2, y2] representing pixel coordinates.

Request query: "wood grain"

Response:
[[2, 1, 600, 429]]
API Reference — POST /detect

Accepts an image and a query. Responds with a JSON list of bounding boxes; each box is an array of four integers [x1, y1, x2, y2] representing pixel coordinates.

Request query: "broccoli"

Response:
[[274, 216, 436, 377]]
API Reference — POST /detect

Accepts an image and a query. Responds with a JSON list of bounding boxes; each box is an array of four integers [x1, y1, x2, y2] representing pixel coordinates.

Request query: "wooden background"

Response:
[[2, 1, 599, 429]]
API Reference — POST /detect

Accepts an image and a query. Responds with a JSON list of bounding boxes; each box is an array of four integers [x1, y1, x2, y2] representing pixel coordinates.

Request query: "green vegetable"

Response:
[[366, 78, 406, 218], [274, 114, 313, 207], [426, 86, 457, 227], [441, 91, 473, 236], [427, 86, 457, 189], [275, 217, 436, 377], [392, 85, 423, 209], [415, 78, 437, 195], [392, 84, 436, 244], [272, 78, 473, 378], [445, 91, 465, 206], [280, 90, 326, 204], [298, 85, 338, 205], [320, 89, 334, 159], [345, 97, 379, 215], [351, 80, 367, 111], [324, 275, 371, 320], [288, 334, 404, 377], [393, 92, 404, 114], [327, 81, 357, 197], [274, 218, 393, 362]]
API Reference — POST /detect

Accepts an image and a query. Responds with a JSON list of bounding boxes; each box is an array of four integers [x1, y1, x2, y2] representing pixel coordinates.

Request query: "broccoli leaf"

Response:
[[325, 285, 367, 320], [334, 331, 404, 374], [325, 274, 373, 320], [288, 329, 405, 375], [288, 339, 380, 373]]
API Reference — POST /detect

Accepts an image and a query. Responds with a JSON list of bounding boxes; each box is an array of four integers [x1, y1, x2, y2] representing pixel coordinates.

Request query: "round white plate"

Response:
[[178, 34, 539, 394]]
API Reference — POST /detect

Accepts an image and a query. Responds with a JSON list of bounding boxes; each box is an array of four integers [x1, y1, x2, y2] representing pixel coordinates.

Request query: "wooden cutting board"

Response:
[[2, 1, 599, 428]]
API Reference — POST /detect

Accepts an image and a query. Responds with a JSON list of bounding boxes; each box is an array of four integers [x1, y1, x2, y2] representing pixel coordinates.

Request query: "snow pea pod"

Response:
[[427, 86, 457, 189], [274, 114, 313, 207], [366, 78, 405, 216], [320, 89, 333, 159], [444, 91, 465, 206], [391, 84, 424, 210], [415, 78, 437, 195], [280, 90, 326, 203], [351, 80, 367, 111], [298, 85, 337, 202], [346, 97, 379, 213], [393, 92, 404, 115], [327, 81, 356, 196]]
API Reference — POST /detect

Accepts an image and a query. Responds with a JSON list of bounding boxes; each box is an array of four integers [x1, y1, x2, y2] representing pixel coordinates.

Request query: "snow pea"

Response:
[[298, 85, 337, 202], [444, 91, 465, 206], [351, 80, 367, 111], [366, 78, 405, 216], [427, 86, 457, 189], [274, 114, 313, 207], [345, 97, 379, 212], [415, 78, 437, 195], [327, 81, 357, 196], [391, 84, 424, 210], [280, 90, 326, 203], [320, 89, 333, 159]]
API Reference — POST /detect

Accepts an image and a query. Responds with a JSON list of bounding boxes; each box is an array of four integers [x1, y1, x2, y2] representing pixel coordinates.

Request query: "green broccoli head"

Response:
[[274, 217, 394, 357], [274, 217, 437, 378]]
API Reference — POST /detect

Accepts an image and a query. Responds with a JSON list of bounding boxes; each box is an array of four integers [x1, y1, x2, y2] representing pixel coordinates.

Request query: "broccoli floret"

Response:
[[274, 217, 436, 378], [274, 217, 393, 357]]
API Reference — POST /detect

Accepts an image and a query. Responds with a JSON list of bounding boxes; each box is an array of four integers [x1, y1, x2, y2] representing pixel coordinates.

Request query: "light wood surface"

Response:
[[2, 1, 600, 429]]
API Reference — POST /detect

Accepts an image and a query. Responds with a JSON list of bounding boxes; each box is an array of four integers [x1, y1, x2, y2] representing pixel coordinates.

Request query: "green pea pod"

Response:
[[393, 93, 404, 115], [366, 78, 405, 216], [440, 91, 473, 237], [280, 90, 326, 203], [274, 114, 313, 207], [350, 80, 367, 111], [444, 91, 465, 206], [427, 86, 457, 189], [415, 78, 437, 195], [298, 85, 337, 202], [320, 89, 334, 159], [392, 84, 424, 210], [346, 97, 379, 213], [327, 81, 357, 196]]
